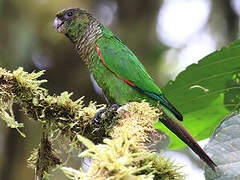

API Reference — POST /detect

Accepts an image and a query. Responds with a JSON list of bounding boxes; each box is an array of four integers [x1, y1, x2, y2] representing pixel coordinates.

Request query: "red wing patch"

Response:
[[96, 45, 136, 87]]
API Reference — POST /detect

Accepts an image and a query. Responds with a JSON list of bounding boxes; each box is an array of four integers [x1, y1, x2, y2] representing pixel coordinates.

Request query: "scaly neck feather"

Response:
[[72, 16, 103, 64]]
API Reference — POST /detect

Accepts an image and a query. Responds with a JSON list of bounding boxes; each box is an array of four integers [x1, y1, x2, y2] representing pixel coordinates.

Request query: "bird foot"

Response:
[[90, 104, 121, 144], [93, 104, 121, 127]]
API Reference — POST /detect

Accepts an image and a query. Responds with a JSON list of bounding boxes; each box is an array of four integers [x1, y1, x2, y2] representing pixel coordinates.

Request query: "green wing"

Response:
[[96, 29, 183, 121], [96, 35, 162, 95]]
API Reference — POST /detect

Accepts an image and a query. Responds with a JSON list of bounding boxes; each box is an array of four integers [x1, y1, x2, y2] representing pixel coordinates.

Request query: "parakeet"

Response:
[[54, 8, 216, 170]]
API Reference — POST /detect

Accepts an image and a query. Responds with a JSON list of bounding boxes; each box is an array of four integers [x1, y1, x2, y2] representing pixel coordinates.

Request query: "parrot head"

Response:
[[54, 8, 93, 42]]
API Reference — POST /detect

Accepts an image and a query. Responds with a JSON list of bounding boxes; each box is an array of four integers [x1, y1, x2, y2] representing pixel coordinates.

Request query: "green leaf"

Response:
[[158, 40, 240, 149], [204, 113, 240, 179]]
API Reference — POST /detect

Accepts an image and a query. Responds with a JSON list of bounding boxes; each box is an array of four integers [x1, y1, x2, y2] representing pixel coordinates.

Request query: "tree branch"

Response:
[[0, 67, 184, 180]]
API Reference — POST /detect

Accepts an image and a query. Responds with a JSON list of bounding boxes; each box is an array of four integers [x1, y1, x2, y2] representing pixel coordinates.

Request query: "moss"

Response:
[[111, 102, 167, 151], [0, 67, 184, 179], [61, 134, 184, 180], [0, 67, 104, 140]]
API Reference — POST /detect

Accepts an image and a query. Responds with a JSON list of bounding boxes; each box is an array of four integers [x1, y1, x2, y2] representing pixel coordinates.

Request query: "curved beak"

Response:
[[53, 17, 65, 33]]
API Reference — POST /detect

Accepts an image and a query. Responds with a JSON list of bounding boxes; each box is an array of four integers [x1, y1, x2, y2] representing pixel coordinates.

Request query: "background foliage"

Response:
[[158, 40, 240, 149]]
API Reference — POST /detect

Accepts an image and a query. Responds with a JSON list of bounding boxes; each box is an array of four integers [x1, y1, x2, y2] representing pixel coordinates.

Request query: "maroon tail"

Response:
[[160, 111, 217, 171]]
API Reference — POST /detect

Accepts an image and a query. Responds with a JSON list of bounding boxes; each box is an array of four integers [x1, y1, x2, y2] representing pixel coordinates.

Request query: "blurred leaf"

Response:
[[204, 112, 240, 179], [156, 39, 240, 149]]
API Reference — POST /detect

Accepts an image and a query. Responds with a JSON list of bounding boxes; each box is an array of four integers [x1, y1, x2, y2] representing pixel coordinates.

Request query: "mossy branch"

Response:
[[0, 67, 184, 180], [0, 67, 103, 140]]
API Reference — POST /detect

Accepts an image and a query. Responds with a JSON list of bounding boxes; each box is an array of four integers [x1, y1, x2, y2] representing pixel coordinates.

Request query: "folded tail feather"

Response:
[[159, 111, 217, 171]]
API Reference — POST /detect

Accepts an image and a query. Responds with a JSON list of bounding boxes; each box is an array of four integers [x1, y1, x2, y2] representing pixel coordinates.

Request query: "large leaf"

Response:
[[156, 40, 240, 149], [204, 113, 240, 179]]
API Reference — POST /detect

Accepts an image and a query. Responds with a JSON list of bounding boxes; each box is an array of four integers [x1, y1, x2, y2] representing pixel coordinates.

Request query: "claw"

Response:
[[109, 104, 121, 110], [93, 108, 107, 127], [92, 104, 121, 129]]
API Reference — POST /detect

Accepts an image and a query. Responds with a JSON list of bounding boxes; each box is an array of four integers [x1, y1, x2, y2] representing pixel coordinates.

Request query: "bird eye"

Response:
[[66, 11, 74, 18]]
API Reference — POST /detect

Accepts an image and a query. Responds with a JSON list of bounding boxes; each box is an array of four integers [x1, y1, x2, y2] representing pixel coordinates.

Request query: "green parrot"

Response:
[[54, 8, 216, 170]]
